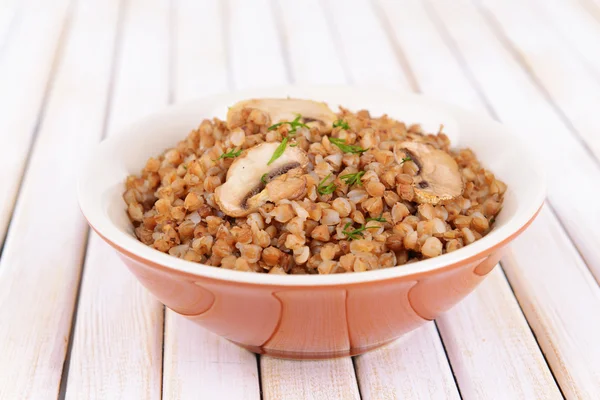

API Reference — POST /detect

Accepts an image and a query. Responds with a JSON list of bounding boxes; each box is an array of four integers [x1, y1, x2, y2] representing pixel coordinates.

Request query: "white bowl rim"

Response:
[[78, 85, 546, 286]]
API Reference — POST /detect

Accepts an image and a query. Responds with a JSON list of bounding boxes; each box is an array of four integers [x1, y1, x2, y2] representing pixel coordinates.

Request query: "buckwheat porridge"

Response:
[[123, 98, 505, 274]]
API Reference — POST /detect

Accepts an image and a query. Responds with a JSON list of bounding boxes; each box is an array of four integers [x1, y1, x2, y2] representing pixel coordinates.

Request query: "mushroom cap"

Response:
[[227, 98, 337, 133], [214, 142, 309, 217], [398, 141, 464, 205]]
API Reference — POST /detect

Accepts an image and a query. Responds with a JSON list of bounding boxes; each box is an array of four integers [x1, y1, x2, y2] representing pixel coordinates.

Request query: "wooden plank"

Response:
[[529, 0, 600, 80], [480, 0, 600, 162], [163, 314, 260, 400], [161, 1, 260, 399], [425, 0, 600, 287], [0, 0, 20, 53], [354, 323, 460, 400], [322, 0, 412, 89], [436, 268, 561, 399], [503, 206, 600, 399], [261, 357, 359, 400], [64, 0, 169, 398], [0, 0, 120, 398], [172, 0, 229, 102], [273, 0, 345, 85], [426, 0, 600, 397], [0, 0, 70, 246], [373, 0, 487, 113], [227, 0, 287, 89]]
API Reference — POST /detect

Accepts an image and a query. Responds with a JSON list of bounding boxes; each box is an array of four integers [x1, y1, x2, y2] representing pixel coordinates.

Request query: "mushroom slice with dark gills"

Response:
[[214, 142, 309, 217], [395, 141, 464, 205], [226, 98, 337, 133]]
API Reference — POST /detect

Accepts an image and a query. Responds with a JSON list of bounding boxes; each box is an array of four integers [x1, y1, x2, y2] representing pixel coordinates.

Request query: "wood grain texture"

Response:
[[529, 0, 600, 81], [503, 206, 600, 399], [261, 357, 360, 400], [426, 0, 600, 397], [437, 268, 561, 399], [172, 0, 229, 102], [0, 0, 119, 397], [0, 0, 70, 246], [322, 0, 412, 89], [163, 314, 260, 400], [0, 0, 20, 51], [227, 0, 287, 89], [354, 323, 460, 400], [64, 0, 169, 398], [480, 0, 600, 163], [427, 0, 600, 287], [355, 1, 560, 398], [274, 0, 345, 85], [161, 1, 261, 399]]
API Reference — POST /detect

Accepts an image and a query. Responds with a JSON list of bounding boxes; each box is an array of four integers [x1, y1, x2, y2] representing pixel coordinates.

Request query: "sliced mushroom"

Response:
[[214, 142, 309, 217], [396, 141, 463, 205], [227, 98, 337, 133]]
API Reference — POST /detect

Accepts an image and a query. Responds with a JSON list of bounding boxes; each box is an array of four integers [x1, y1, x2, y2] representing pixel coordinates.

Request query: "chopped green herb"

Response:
[[261, 173, 268, 184], [490, 217, 496, 225], [266, 115, 308, 164], [340, 170, 365, 186], [400, 156, 412, 164], [216, 148, 242, 160], [268, 114, 309, 135], [333, 119, 350, 130], [182, 165, 188, 170], [317, 173, 337, 195], [267, 137, 288, 165], [366, 214, 387, 223], [329, 137, 368, 154], [342, 222, 380, 240]]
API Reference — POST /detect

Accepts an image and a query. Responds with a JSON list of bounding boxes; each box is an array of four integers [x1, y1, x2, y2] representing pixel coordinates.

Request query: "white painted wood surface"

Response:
[[503, 206, 600, 399], [361, 1, 561, 397], [65, 0, 169, 398], [0, 0, 117, 398], [261, 357, 360, 400], [429, 0, 600, 287], [162, 1, 261, 399], [354, 323, 460, 400], [2, 0, 600, 399], [0, 0, 70, 245]]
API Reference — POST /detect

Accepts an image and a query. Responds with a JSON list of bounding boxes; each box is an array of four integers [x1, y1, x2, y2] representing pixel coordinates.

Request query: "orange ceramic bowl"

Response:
[[78, 86, 545, 359]]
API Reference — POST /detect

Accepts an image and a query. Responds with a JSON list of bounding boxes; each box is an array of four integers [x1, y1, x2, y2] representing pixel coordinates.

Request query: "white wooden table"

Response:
[[1, 0, 600, 398]]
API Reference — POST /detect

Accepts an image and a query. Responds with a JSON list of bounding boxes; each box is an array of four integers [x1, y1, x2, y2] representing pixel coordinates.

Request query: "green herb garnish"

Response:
[[333, 119, 350, 130], [490, 217, 496, 225], [366, 214, 387, 223], [268, 114, 309, 135], [329, 137, 368, 154], [400, 156, 412, 164], [267, 137, 289, 165], [317, 173, 337, 195], [340, 171, 365, 186], [342, 222, 380, 240], [261, 173, 268, 184], [216, 148, 242, 160], [267, 115, 308, 164]]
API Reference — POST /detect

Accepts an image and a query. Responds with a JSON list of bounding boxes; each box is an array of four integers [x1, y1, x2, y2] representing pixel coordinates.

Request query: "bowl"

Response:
[[78, 86, 545, 359]]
